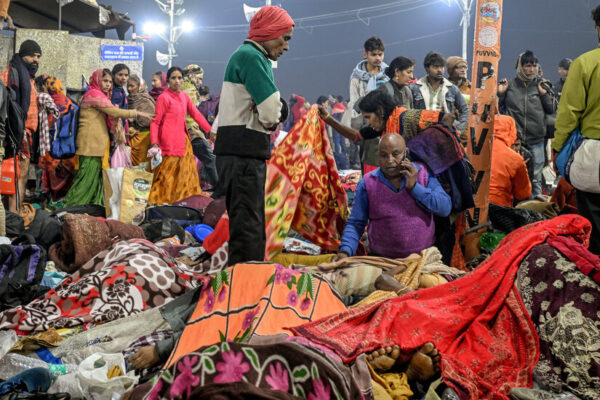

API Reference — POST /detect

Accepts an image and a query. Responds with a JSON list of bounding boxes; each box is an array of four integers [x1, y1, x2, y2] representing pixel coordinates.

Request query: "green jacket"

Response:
[[553, 45, 600, 151], [214, 40, 281, 160]]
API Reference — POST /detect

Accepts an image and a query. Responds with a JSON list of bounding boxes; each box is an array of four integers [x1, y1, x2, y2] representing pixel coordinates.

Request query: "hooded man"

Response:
[[343, 36, 389, 173], [214, 6, 294, 265], [498, 50, 556, 197], [489, 113, 532, 207], [1, 39, 41, 213]]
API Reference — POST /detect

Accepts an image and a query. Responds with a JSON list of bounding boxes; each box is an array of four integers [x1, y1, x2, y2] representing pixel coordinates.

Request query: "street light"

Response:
[[145, 0, 193, 68], [181, 20, 194, 33], [444, 0, 475, 62]]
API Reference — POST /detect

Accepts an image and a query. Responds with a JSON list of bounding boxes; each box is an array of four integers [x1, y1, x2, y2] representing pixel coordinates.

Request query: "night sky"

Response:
[[103, 0, 599, 102]]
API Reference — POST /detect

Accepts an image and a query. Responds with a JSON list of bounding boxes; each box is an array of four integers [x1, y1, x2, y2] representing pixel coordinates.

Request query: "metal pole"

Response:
[[58, 1, 62, 30], [168, 0, 174, 68], [462, 6, 468, 60]]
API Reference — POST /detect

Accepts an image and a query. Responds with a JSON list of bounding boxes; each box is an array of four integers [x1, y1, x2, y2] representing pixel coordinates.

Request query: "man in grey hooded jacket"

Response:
[[498, 50, 556, 196]]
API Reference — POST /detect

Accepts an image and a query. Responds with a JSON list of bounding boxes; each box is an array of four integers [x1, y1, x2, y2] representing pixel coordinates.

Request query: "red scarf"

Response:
[[291, 214, 592, 399], [80, 69, 114, 109]]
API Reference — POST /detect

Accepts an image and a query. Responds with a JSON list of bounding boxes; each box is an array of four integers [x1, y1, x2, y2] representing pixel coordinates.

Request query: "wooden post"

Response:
[[463, 0, 503, 258]]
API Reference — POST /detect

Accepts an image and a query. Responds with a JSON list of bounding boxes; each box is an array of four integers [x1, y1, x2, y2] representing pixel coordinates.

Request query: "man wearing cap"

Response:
[[446, 56, 471, 98], [555, 58, 572, 100], [1, 39, 41, 213], [214, 6, 294, 265]]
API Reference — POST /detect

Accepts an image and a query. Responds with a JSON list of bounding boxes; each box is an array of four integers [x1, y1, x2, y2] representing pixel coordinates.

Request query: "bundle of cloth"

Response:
[[48, 213, 145, 273], [275, 247, 465, 306], [0, 239, 203, 334], [133, 334, 373, 400]]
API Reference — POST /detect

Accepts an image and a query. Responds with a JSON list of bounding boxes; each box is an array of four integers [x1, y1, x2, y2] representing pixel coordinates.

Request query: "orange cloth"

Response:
[[148, 137, 202, 205], [489, 114, 531, 207], [1, 68, 38, 135], [0, 0, 8, 19], [165, 263, 346, 367], [247, 6, 295, 42]]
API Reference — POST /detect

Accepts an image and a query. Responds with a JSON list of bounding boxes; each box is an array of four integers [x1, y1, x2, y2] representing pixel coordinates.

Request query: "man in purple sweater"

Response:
[[336, 133, 451, 260]]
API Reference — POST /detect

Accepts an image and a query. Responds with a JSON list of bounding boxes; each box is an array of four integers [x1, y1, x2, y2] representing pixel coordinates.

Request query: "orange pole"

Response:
[[463, 0, 503, 258]]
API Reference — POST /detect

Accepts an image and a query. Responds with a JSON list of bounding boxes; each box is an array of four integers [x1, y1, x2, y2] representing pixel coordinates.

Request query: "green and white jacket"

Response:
[[214, 40, 281, 160]]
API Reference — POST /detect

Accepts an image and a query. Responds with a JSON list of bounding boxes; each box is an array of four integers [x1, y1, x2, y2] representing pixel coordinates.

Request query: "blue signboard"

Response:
[[101, 45, 143, 61]]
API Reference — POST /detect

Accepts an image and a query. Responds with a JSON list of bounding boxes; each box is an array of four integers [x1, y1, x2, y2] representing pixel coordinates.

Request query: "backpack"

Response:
[[3, 85, 25, 159], [26, 210, 63, 250], [0, 236, 48, 311], [141, 218, 186, 243], [141, 205, 203, 227], [197, 94, 220, 125], [51, 103, 79, 159], [5, 211, 25, 238]]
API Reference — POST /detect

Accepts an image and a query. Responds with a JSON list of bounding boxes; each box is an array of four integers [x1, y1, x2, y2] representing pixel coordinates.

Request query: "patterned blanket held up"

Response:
[[165, 263, 346, 368], [146, 335, 372, 400], [291, 215, 593, 399], [0, 239, 202, 334], [264, 106, 348, 260]]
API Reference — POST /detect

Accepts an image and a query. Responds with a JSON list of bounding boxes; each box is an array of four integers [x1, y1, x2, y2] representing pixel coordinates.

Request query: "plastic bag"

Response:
[[102, 167, 124, 220], [76, 353, 137, 400], [119, 168, 153, 224], [111, 144, 132, 169], [0, 330, 17, 360]]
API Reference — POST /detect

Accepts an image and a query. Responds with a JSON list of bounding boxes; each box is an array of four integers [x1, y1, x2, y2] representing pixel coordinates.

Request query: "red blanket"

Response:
[[291, 215, 592, 399]]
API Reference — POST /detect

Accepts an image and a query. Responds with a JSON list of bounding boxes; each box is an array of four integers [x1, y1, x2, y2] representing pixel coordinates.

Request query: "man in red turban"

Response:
[[213, 6, 294, 265]]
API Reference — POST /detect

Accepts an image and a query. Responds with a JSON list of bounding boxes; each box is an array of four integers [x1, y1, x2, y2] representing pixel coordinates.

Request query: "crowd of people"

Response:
[[0, 2, 597, 399]]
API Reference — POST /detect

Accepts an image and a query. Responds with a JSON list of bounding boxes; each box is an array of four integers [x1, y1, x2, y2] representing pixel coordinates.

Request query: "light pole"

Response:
[[145, 0, 193, 68], [446, 0, 475, 61]]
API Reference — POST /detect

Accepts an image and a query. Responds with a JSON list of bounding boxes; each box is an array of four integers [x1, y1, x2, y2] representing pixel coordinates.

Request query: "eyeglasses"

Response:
[[456, 66, 468, 71]]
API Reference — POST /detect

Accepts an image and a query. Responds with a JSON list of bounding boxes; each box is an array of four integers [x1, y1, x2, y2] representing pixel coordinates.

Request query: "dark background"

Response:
[[105, 0, 599, 102]]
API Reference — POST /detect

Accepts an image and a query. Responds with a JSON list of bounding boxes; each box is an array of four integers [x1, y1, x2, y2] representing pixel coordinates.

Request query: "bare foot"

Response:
[[366, 345, 407, 371], [405, 342, 441, 382]]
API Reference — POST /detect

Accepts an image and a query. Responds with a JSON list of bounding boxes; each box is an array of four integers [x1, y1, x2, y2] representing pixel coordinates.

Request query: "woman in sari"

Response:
[[126, 74, 155, 166], [147, 66, 210, 205], [64, 69, 152, 206]]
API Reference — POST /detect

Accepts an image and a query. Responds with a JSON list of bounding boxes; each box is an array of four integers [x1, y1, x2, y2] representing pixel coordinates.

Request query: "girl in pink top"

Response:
[[148, 66, 211, 204]]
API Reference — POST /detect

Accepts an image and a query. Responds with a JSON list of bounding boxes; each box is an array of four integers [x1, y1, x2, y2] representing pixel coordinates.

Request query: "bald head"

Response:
[[379, 133, 406, 152], [378, 133, 408, 179]]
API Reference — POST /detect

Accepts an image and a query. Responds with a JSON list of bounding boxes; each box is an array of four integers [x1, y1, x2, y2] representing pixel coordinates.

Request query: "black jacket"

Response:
[[499, 77, 556, 145]]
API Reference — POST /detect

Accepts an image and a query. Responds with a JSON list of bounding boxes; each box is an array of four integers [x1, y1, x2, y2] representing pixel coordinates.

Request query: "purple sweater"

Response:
[[339, 164, 452, 258]]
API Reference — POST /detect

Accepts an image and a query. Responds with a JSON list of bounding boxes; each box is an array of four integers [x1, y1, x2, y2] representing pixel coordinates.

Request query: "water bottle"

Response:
[[0, 353, 77, 380]]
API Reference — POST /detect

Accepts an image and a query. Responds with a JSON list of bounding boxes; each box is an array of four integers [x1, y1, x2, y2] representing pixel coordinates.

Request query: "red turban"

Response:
[[247, 6, 295, 42]]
